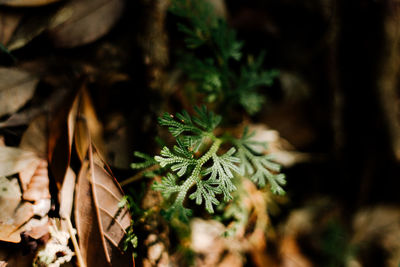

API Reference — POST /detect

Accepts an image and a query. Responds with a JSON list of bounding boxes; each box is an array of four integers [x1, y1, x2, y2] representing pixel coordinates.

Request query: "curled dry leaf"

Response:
[[59, 167, 76, 220], [22, 159, 50, 202], [0, 68, 38, 118], [0, 146, 38, 177], [18, 115, 50, 203], [74, 87, 104, 162], [75, 155, 133, 267], [48, 0, 124, 48], [0, 0, 60, 7], [0, 176, 34, 243]]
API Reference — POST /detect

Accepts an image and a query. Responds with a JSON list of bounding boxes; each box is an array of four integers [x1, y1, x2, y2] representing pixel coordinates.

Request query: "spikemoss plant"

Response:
[[132, 106, 285, 221], [171, 0, 279, 115]]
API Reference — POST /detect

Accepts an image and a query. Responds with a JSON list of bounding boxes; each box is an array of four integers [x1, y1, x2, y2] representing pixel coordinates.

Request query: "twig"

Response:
[[120, 165, 160, 186], [65, 217, 86, 267]]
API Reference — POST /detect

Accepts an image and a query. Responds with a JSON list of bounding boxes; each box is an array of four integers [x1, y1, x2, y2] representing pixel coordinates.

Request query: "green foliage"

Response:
[[123, 223, 138, 252], [130, 151, 157, 169], [170, 0, 278, 115], [132, 107, 285, 222], [233, 127, 286, 195], [119, 195, 139, 252], [236, 54, 279, 115]]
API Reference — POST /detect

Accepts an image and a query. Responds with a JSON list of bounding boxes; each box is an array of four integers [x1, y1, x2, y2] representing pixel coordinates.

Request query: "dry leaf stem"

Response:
[[65, 217, 86, 267]]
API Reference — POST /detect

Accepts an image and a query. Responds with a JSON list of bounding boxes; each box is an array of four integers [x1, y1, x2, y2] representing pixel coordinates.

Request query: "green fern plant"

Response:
[[132, 106, 285, 221], [170, 0, 279, 115]]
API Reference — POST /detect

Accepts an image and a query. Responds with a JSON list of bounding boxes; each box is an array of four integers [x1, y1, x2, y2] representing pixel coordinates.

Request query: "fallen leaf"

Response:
[[22, 216, 50, 240], [75, 149, 133, 266], [5, 6, 62, 51], [75, 161, 109, 266], [59, 167, 76, 219], [74, 117, 90, 163], [18, 158, 41, 192], [0, 176, 34, 243], [0, 146, 38, 177], [19, 115, 47, 158], [0, 10, 22, 46], [0, 68, 38, 118], [18, 115, 50, 202], [48, 87, 79, 189], [48, 0, 124, 48], [22, 159, 50, 202], [0, 106, 43, 129], [74, 88, 104, 162], [0, 0, 61, 7]]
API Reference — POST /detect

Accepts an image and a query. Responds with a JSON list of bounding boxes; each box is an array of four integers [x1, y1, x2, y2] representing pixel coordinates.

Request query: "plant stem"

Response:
[[174, 138, 222, 206], [120, 165, 160, 186]]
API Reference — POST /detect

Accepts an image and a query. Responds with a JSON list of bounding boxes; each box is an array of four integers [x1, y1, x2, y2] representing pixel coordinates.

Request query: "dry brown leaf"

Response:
[[48, 0, 124, 48], [19, 115, 47, 158], [0, 10, 22, 46], [0, 68, 38, 118], [5, 6, 62, 51], [18, 158, 40, 192], [75, 88, 104, 162], [22, 159, 50, 202], [48, 88, 79, 189], [0, 106, 43, 128], [17, 115, 50, 203], [0, 176, 34, 243], [59, 167, 76, 219], [0, 0, 60, 7], [0, 146, 38, 177], [75, 151, 133, 266], [74, 118, 90, 162], [21, 216, 49, 239]]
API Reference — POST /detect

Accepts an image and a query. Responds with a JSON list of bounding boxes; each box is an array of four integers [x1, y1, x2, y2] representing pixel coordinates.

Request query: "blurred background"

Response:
[[1, 0, 400, 266]]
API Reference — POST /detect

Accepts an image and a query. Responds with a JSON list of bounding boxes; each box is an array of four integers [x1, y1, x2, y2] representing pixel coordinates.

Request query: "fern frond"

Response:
[[132, 107, 285, 222], [158, 106, 221, 138], [170, 0, 278, 115], [155, 146, 196, 177], [203, 148, 240, 201], [193, 106, 222, 131], [234, 129, 286, 195], [152, 173, 181, 198], [131, 151, 157, 169]]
